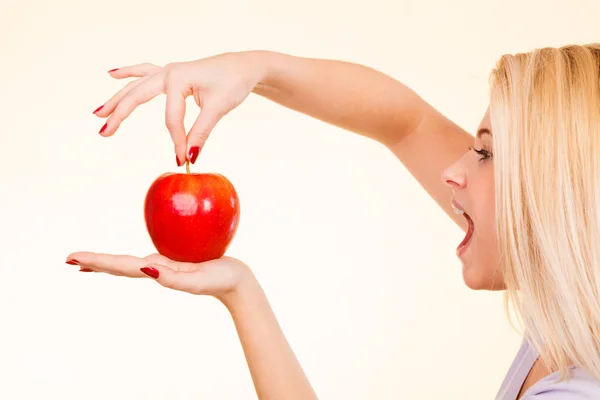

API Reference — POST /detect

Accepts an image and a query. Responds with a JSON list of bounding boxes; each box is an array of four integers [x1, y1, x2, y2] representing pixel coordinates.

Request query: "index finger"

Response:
[[100, 74, 163, 137]]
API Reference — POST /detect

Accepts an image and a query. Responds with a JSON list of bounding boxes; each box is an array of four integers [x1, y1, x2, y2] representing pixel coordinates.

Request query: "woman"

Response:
[[67, 44, 600, 399]]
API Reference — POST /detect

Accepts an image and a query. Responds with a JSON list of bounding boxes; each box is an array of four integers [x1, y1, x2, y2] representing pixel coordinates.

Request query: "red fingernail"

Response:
[[93, 105, 104, 114], [108, 68, 119, 73], [176, 155, 183, 167], [140, 267, 159, 279], [79, 268, 93, 272], [66, 259, 79, 265], [99, 123, 107, 134], [188, 146, 200, 164]]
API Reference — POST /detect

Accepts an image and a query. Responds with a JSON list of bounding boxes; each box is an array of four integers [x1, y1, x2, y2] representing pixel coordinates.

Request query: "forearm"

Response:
[[250, 50, 427, 146], [219, 272, 317, 400]]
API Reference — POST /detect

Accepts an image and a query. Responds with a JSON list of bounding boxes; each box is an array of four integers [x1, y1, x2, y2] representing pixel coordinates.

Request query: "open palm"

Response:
[[65, 251, 250, 297]]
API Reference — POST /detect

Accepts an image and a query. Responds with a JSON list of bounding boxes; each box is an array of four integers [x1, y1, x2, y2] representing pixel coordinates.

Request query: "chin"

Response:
[[461, 262, 506, 291]]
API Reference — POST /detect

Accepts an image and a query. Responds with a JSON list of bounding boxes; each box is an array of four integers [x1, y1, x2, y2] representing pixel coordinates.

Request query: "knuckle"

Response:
[[164, 72, 177, 88], [164, 65, 186, 85], [164, 61, 181, 71], [165, 118, 179, 132], [164, 113, 182, 128]]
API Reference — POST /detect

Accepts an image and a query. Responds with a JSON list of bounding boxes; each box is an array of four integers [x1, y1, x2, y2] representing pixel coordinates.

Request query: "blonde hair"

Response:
[[489, 43, 600, 381]]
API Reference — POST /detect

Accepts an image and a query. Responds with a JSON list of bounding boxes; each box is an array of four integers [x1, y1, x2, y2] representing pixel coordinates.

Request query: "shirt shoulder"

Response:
[[521, 367, 600, 399]]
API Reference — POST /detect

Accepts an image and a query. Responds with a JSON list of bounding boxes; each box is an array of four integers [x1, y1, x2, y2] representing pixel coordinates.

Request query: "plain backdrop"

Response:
[[1, 0, 599, 399]]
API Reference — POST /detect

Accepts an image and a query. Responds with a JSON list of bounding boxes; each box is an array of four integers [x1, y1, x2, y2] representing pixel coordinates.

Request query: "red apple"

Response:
[[144, 172, 240, 263]]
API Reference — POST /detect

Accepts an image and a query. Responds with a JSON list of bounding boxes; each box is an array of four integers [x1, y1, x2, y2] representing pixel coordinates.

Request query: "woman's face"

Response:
[[441, 109, 504, 290]]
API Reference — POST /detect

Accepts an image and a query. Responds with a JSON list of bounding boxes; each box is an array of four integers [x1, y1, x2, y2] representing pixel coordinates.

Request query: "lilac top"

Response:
[[495, 338, 600, 399]]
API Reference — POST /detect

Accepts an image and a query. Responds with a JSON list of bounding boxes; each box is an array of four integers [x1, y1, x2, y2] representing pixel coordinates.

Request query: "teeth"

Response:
[[452, 206, 464, 215]]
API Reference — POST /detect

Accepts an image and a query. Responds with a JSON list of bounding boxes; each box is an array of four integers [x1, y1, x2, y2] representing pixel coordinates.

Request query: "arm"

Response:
[[99, 51, 473, 229], [219, 268, 318, 400], [252, 50, 473, 230], [67, 252, 319, 399]]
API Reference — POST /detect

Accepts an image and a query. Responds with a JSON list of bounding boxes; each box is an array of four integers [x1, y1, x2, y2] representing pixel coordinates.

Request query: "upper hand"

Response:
[[93, 51, 266, 165], [65, 251, 252, 300]]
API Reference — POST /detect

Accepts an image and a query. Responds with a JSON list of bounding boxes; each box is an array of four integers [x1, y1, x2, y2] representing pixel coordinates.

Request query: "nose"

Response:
[[441, 159, 466, 189]]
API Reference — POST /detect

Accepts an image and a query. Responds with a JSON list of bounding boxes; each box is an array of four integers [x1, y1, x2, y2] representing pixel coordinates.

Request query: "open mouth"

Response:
[[457, 213, 474, 254], [452, 200, 474, 255]]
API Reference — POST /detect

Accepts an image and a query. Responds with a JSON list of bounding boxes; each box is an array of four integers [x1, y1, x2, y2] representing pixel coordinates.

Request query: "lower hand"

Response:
[[65, 251, 252, 301]]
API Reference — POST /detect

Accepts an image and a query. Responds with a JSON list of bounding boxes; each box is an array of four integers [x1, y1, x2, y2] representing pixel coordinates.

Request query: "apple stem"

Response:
[[185, 161, 190, 175]]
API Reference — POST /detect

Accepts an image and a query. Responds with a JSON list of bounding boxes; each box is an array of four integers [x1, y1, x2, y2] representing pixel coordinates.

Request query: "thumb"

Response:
[[186, 104, 222, 164], [140, 263, 180, 289], [140, 263, 207, 295]]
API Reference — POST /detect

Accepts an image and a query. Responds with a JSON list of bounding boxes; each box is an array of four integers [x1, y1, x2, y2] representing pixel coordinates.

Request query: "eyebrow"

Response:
[[476, 128, 492, 138]]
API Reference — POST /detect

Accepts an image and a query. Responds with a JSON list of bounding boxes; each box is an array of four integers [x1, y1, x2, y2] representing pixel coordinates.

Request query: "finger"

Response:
[[100, 74, 164, 137], [94, 77, 148, 118], [139, 263, 184, 288], [165, 83, 188, 165], [66, 252, 148, 277], [185, 104, 223, 164], [108, 63, 162, 79], [141, 263, 209, 294]]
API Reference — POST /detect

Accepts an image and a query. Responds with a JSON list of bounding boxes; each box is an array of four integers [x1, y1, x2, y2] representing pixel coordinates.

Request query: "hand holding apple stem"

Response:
[[185, 161, 191, 174]]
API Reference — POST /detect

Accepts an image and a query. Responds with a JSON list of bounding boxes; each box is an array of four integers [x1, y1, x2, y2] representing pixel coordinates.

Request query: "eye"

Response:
[[468, 146, 492, 162]]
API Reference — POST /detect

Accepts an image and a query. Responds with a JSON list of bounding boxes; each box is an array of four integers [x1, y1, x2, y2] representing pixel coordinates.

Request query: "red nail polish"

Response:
[[176, 155, 183, 167], [66, 259, 79, 265], [93, 105, 104, 114], [140, 267, 159, 279], [99, 123, 107, 134], [188, 146, 200, 164], [108, 68, 119, 73], [79, 268, 93, 272]]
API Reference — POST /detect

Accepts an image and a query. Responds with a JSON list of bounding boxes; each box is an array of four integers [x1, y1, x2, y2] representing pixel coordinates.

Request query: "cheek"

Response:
[[485, 170, 496, 238], [472, 168, 496, 243], [479, 176, 497, 252]]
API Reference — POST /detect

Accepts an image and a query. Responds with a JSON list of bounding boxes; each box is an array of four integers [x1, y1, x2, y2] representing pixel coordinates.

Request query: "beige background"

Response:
[[0, 0, 598, 398]]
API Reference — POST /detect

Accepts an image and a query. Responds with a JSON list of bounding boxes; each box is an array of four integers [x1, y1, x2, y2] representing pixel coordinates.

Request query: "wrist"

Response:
[[242, 50, 284, 94], [216, 263, 263, 311]]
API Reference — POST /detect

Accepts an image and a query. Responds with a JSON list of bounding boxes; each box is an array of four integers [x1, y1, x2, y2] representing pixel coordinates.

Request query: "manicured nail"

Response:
[[66, 259, 79, 265], [99, 123, 107, 134], [176, 155, 183, 167], [93, 105, 104, 114], [79, 268, 93, 272], [108, 68, 119, 73], [140, 267, 159, 279], [188, 146, 200, 164]]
